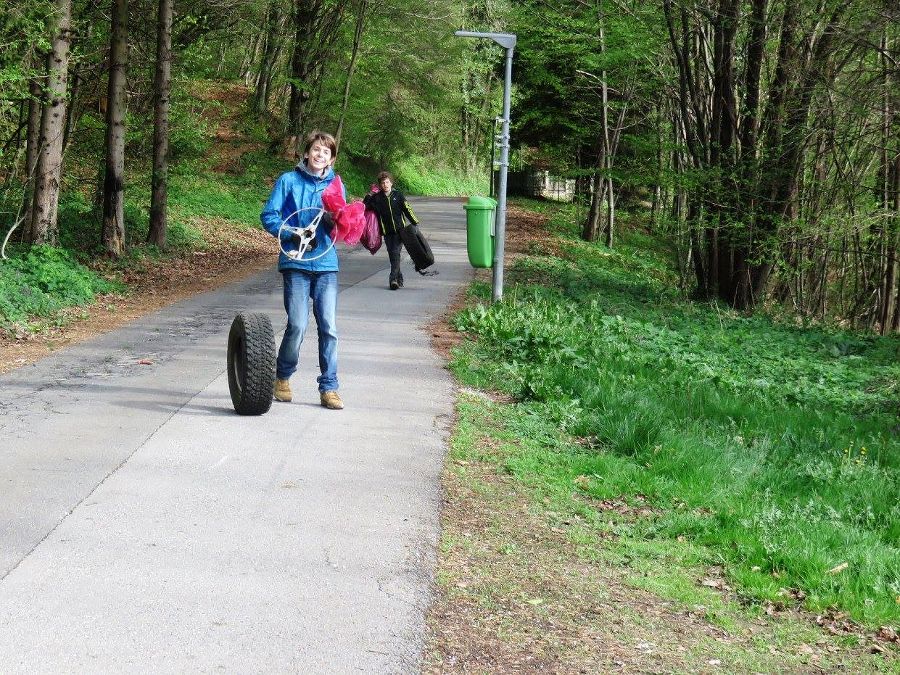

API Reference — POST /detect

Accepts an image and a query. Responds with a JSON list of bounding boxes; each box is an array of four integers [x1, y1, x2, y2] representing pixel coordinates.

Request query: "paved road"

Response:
[[0, 198, 471, 673]]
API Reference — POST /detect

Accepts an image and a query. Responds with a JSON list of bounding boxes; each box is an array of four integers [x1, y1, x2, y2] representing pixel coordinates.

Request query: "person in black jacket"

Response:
[[363, 171, 418, 290]]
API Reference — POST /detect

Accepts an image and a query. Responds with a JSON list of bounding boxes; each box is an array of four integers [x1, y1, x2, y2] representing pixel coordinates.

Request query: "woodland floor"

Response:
[[423, 208, 898, 673], [0, 230, 274, 375], [0, 83, 277, 376]]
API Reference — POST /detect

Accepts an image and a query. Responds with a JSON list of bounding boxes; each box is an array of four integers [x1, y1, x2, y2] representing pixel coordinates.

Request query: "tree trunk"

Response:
[[289, 2, 327, 149], [710, 0, 740, 306], [689, 209, 707, 296], [253, 2, 283, 114], [892, 244, 900, 332], [335, 0, 368, 152], [604, 175, 614, 248], [30, 0, 73, 246], [738, 0, 766, 154], [651, 103, 664, 229], [102, 0, 128, 256], [286, 0, 347, 153], [261, 42, 283, 113], [598, 0, 614, 248], [148, 0, 173, 248], [881, 154, 899, 333], [583, 158, 607, 242], [22, 76, 44, 239]]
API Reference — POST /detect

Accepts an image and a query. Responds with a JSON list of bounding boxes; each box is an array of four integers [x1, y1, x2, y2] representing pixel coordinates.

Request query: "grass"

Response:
[[448, 199, 900, 629], [0, 76, 297, 334], [394, 155, 489, 196], [431, 391, 896, 671], [0, 245, 123, 330]]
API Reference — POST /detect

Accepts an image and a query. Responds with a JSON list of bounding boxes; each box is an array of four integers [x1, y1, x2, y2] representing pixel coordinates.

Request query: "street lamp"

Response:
[[455, 30, 516, 303]]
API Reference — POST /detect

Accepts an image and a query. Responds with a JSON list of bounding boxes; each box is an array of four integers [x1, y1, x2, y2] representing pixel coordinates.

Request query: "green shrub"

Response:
[[0, 246, 121, 329], [450, 207, 900, 626], [334, 156, 374, 199], [394, 156, 489, 196]]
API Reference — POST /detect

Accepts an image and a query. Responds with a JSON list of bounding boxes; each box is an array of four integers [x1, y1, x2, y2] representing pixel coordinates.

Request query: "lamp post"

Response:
[[489, 116, 501, 198], [455, 30, 516, 303]]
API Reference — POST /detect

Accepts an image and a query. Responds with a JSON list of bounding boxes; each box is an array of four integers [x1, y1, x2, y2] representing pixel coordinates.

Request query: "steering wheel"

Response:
[[277, 206, 335, 262]]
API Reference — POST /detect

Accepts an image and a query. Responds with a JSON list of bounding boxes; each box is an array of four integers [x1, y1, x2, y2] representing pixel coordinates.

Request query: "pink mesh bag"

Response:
[[321, 175, 366, 246], [360, 208, 382, 254]]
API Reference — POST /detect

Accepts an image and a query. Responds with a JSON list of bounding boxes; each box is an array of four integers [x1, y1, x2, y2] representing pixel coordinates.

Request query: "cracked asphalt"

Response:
[[0, 198, 471, 673]]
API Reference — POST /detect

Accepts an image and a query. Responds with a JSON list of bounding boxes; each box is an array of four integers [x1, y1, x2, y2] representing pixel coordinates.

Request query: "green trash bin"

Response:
[[463, 196, 496, 268]]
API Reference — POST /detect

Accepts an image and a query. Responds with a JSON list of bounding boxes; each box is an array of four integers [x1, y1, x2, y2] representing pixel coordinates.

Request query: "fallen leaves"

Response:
[[878, 626, 898, 642], [701, 578, 731, 591]]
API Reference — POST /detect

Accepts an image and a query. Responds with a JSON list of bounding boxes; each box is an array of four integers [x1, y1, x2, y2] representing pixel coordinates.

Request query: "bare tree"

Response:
[[335, 0, 369, 152], [30, 0, 73, 245], [148, 0, 173, 248], [101, 0, 128, 256]]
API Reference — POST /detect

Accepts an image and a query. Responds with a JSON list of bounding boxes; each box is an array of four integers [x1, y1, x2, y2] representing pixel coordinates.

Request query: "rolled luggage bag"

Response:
[[399, 224, 434, 272]]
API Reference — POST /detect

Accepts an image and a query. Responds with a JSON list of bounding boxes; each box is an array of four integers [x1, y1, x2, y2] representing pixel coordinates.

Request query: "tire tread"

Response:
[[228, 312, 276, 415]]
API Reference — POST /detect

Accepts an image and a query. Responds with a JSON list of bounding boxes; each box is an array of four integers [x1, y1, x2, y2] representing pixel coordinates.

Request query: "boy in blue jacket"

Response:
[[260, 130, 344, 410]]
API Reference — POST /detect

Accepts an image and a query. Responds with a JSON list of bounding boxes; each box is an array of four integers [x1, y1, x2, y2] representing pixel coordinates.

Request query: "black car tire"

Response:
[[227, 312, 276, 415]]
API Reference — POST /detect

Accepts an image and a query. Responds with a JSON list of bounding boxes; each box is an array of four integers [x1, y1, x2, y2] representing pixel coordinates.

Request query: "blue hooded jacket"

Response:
[[261, 162, 342, 272]]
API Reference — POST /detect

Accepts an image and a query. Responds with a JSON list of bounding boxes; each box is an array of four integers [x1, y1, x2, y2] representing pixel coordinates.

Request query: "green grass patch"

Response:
[[167, 157, 277, 231], [449, 205, 900, 628], [394, 155, 489, 196], [334, 155, 377, 199], [0, 245, 123, 330], [446, 393, 895, 670]]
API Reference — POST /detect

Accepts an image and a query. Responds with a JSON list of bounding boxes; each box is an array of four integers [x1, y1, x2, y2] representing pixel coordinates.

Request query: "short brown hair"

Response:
[[377, 171, 393, 184], [303, 130, 337, 157]]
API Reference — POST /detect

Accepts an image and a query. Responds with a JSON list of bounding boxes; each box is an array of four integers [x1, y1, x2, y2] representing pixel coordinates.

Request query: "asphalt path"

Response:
[[0, 197, 472, 673]]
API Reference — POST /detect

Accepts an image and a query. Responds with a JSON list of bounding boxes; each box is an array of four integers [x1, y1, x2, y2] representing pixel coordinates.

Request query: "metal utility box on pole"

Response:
[[455, 30, 516, 303]]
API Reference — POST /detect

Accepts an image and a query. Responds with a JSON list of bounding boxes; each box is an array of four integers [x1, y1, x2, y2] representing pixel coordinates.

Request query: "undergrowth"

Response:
[[449, 201, 900, 628], [0, 246, 122, 330], [0, 79, 291, 335], [394, 155, 488, 196]]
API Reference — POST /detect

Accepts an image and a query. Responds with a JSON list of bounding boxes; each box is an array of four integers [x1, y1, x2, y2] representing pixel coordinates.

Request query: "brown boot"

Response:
[[273, 378, 293, 402], [320, 390, 344, 410]]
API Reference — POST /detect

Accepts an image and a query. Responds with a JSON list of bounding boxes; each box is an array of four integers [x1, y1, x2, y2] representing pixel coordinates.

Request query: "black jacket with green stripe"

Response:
[[363, 189, 418, 236]]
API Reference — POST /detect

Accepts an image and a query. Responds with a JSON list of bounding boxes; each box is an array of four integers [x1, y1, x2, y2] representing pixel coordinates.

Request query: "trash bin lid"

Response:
[[463, 196, 498, 210]]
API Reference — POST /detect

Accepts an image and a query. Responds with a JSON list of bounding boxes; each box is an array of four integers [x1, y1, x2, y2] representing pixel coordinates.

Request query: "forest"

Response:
[[0, 0, 898, 333]]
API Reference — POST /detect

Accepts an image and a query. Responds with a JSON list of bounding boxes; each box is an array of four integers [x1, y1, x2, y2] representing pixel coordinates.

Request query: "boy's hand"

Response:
[[291, 229, 316, 250]]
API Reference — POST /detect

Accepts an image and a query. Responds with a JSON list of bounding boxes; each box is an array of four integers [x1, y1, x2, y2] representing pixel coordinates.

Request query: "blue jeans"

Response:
[[276, 270, 339, 392]]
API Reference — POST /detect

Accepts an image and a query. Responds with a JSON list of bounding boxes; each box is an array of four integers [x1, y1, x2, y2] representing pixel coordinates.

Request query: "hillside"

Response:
[[1, 83, 281, 374]]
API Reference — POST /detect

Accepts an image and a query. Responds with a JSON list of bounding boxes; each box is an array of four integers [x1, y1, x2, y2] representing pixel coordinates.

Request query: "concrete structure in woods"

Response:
[[505, 168, 577, 202]]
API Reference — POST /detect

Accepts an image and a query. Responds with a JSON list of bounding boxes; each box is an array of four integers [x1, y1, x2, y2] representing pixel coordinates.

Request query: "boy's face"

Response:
[[305, 141, 334, 174], [379, 177, 393, 193]]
